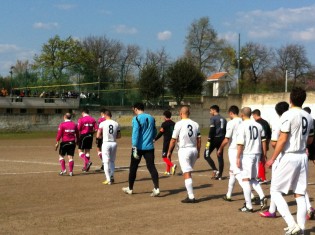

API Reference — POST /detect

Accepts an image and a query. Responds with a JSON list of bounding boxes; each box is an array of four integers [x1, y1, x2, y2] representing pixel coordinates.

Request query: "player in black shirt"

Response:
[[154, 110, 177, 175]]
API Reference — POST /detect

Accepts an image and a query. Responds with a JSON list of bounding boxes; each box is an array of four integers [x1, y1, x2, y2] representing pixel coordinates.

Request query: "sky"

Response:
[[1, 0, 315, 76]]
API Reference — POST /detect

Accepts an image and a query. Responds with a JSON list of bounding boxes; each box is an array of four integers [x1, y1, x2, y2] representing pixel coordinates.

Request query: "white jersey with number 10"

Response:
[[172, 119, 200, 148], [99, 119, 120, 142]]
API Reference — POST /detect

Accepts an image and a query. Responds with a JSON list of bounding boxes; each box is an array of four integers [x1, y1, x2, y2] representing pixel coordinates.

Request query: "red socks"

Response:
[[163, 158, 173, 172], [69, 160, 74, 173]]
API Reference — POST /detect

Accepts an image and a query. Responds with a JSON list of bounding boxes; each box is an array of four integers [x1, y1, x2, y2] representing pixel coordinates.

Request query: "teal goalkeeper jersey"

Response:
[[132, 113, 156, 150]]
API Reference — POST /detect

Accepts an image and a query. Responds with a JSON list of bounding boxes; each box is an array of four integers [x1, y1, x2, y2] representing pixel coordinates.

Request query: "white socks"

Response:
[[103, 158, 110, 181], [296, 196, 306, 230], [185, 178, 194, 199], [271, 191, 295, 227], [242, 181, 252, 209], [250, 179, 265, 199]]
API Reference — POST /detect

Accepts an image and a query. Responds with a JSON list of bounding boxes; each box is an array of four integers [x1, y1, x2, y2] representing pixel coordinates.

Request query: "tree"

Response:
[[240, 42, 273, 92], [34, 35, 83, 84], [166, 58, 204, 104], [138, 64, 163, 104], [185, 17, 219, 74], [275, 44, 311, 87]]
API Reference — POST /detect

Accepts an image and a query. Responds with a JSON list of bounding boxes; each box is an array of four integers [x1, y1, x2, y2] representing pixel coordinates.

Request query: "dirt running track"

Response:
[[0, 136, 314, 235]]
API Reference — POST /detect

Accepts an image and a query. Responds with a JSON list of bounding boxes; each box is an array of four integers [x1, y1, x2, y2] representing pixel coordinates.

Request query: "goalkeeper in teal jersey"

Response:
[[122, 102, 160, 197]]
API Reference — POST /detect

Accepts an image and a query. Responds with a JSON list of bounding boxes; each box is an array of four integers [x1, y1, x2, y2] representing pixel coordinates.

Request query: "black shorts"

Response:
[[162, 142, 172, 158], [96, 138, 103, 149], [59, 141, 76, 157], [78, 133, 93, 150]]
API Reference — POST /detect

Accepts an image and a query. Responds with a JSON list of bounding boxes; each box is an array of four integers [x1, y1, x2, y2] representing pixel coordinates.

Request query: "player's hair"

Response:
[[241, 107, 252, 118], [163, 110, 172, 118], [290, 87, 306, 107], [81, 108, 89, 114], [275, 101, 289, 116], [64, 113, 72, 120], [100, 108, 107, 113], [210, 105, 220, 113], [133, 102, 145, 111], [252, 109, 261, 116], [228, 105, 239, 115], [303, 107, 311, 114], [104, 110, 112, 118], [180, 105, 190, 116]]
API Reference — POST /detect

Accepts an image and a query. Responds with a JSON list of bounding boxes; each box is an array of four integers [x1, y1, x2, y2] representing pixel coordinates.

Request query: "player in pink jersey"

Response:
[[55, 113, 79, 176], [95, 108, 107, 172], [77, 108, 97, 172]]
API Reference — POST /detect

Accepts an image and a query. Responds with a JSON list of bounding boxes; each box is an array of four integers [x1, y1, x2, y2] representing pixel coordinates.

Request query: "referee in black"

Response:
[[204, 105, 227, 180]]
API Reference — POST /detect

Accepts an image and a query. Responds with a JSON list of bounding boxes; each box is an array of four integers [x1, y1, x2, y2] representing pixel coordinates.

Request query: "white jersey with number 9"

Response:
[[172, 119, 200, 148]]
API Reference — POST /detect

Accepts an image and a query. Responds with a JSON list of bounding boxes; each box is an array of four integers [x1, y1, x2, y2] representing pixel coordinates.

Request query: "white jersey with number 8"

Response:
[[99, 119, 120, 142], [172, 119, 200, 148]]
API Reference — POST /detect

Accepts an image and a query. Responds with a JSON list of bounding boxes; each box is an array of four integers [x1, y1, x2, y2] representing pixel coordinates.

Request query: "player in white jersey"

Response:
[[260, 101, 289, 218], [167, 106, 201, 203], [266, 87, 314, 234], [236, 107, 268, 212], [96, 110, 121, 185], [217, 105, 243, 201]]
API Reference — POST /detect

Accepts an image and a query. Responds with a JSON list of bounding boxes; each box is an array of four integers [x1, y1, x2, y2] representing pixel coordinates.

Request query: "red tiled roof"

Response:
[[206, 72, 227, 81]]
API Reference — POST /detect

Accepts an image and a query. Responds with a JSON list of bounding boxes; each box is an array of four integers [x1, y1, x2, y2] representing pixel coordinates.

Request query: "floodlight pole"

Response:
[[237, 33, 240, 94], [98, 56, 102, 99], [285, 69, 288, 93]]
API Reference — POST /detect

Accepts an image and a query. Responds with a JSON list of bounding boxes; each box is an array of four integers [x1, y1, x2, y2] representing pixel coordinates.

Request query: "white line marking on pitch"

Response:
[[0, 171, 57, 175]]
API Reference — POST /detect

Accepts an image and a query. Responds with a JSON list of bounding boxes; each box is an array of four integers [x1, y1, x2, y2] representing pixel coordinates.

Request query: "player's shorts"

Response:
[[96, 138, 103, 149], [101, 142, 117, 162], [59, 141, 76, 157], [228, 148, 241, 175], [178, 147, 198, 173], [271, 152, 308, 195], [162, 142, 173, 158], [78, 133, 93, 150], [240, 153, 260, 179]]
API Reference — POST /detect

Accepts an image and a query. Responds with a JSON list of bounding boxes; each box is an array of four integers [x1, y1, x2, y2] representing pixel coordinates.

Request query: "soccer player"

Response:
[[260, 101, 289, 218], [122, 103, 160, 197], [96, 109, 121, 185], [302, 107, 315, 220], [95, 108, 107, 172], [204, 105, 227, 180], [252, 109, 271, 184], [217, 105, 243, 201], [236, 107, 268, 212], [55, 113, 79, 176], [167, 106, 201, 203], [266, 87, 314, 234], [154, 110, 176, 175], [77, 108, 97, 172]]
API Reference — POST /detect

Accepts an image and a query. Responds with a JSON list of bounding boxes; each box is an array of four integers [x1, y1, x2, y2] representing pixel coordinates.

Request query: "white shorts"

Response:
[[271, 152, 308, 195], [102, 142, 117, 162], [228, 149, 241, 175], [178, 147, 198, 173], [240, 153, 259, 179]]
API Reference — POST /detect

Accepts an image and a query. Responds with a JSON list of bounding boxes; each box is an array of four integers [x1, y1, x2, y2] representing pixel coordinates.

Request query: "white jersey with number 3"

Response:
[[236, 119, 265, 155], [280, 108, 314, 153], [99, 119, 120, 142], [172, 119, 200, 148]]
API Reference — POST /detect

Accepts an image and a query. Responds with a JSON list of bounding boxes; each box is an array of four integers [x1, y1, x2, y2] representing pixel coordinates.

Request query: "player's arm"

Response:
[[96, 128, 102, 139], [167, 138, 177, 159], [217, 137, 229, 156], [271, 141, 277, 149], [261, 140, 267, 159], [236, 144, 244, 168], [116, 129, 121, 139], [266, 131, 288, 168], [132, 117, 140, 147], [154, 127, 164, 142], [55, 125, 62, 151]]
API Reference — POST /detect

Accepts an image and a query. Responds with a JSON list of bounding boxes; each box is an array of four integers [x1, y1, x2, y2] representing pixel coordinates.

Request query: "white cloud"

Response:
[[157, 31, 172, 41], [54, 4, 76, 10], [33, 22, 59, 30], [114, 25, 137, 34], [291, 27, 315, 41], [219, 32, 238, 43], [0, 44, 36, 76], [235, 4, 315, 41]]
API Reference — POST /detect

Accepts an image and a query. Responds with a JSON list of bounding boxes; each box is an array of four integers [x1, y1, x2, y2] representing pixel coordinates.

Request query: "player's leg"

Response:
[[96, 138, 103, 171], [127, 149, 142, 191], [109, 143, 117, 183], [83, 134, 93, 172], [67, 142, 75, 176], [78, 134, 89, 170], [305, 192, 314, 220], [204, 141, 218, 176], [143, 149, 159, 196], [102, 143, 111, 184], [216, 137, 224, 179], [58, 142, 66, 175], [257, 154, 267, 183], [240, 155, 253, 212]]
